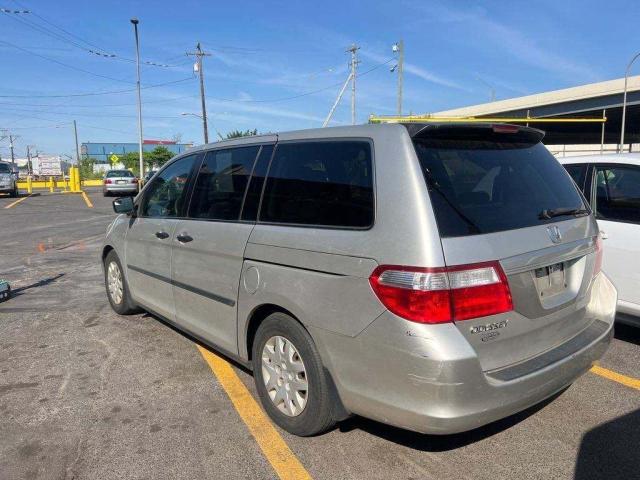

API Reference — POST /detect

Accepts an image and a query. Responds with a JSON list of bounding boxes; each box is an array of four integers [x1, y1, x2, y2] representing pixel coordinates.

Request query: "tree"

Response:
[[226, 129, 258, 139], [116, 146, 173, 175], [146, 146, 173, 169], [119, 152, 140, 174], [78, 157, 101, 180]]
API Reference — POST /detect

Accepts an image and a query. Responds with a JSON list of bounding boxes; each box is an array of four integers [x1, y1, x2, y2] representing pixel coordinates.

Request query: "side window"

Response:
[[564, 164, 587, 193], [188, 146, 260, 221], [241, 145, 273, 221], [141, 154, 196, 218], [260, 141, 374, 228], [595, 165, 640, 224]]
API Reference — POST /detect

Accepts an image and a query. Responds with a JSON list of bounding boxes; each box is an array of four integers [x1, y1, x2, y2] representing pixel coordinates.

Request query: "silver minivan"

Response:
[[102, 123, 617, 436]]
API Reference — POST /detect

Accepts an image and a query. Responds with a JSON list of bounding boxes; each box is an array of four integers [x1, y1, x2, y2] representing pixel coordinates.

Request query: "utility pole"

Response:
[[73, 120, 81, 165], [9, 134, 15, 167], [348, 44, 360, 125], [130, 18, 144, 182], [187, 43, 212, 144], [26, 145, 32, 175], [393, 40, 404, 115]]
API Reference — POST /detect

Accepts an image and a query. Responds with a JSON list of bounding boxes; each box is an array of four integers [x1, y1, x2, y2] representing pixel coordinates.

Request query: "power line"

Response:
[[3, 3, 185, 67], [0, 40, 133, 83], [0, 94, 199, 108], [0, 76, 196, 98], [0, 106, 183, 119], [205, 57, 393, 104]]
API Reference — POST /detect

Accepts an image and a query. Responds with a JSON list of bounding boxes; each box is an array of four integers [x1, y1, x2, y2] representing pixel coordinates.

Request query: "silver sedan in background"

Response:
[[103, 169, 138, 197]]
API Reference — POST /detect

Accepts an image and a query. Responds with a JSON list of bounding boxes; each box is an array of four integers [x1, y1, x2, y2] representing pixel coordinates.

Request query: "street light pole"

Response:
[[131, 18, 144, 181], [619, 51, 640, 153]]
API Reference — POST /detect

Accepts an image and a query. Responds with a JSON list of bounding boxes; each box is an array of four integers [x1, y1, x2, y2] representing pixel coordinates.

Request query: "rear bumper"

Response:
[[0, 184, 15, 192], [312, 272, 617, 434], [104, 185, 137, 193]]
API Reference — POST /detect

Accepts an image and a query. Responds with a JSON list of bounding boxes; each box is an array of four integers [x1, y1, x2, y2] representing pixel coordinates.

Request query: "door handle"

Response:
[[176, 233, 193, 243], [155, 231, 169, 239], [600, 230, 608, 240]]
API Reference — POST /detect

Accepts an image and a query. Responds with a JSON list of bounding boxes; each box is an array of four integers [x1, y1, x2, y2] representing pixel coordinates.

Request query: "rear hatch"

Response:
[[105, 170, 137, 186], [411, 124, 600, 372]]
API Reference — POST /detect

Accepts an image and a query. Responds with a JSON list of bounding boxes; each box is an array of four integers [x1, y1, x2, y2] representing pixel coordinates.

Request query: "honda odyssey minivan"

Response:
[[102, 123, 617, 436]]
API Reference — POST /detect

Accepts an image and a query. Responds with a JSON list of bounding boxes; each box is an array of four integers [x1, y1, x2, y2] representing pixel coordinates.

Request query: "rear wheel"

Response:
[[104, 250, 138, 314], [252, 312, 337, 436], [9, 188, 17, 198], [103, 190, 109, 197]]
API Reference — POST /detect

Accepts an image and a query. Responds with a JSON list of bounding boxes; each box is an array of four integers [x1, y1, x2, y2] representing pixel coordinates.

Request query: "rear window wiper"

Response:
[[539, 207, 589, 220]]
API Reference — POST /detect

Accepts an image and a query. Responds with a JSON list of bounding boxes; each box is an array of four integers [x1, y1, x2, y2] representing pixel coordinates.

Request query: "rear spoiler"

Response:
[[403, 123, 545, 145]]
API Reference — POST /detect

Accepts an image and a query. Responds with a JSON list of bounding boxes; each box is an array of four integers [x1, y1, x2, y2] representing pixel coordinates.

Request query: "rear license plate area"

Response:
[[116, 180, 126, 184], [534, 262, 566, 297]]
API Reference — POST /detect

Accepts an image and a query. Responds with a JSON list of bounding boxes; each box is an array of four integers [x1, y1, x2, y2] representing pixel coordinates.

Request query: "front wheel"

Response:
[[252, 312, 337, 436], [104, 250, 139, 314]]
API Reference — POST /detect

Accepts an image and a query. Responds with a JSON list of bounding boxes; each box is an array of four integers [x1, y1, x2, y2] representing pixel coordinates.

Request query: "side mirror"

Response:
[[113, 196, 135, 215]]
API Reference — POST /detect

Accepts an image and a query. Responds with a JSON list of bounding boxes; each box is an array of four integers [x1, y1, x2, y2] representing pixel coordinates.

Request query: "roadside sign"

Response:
[[109, 154, 119, 165]]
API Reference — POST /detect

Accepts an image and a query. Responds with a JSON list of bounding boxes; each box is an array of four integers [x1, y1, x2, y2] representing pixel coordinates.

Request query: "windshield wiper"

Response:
[[539, 207, 589, 220]]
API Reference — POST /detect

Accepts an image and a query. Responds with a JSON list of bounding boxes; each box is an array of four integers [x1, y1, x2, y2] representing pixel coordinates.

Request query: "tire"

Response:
[[9, 188, 17, 198], [104, 250, 139, 315], [103, 190, 109, 197], [252, 312, 337, 436]]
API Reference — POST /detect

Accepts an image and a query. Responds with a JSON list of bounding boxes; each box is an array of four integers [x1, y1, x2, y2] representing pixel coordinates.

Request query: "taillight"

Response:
[[104, 179, 112, 184], [131, 178, 138, 184], [369, 261, 513, 324], [593, 234, 603, 277], [492, 124, 519, 134]]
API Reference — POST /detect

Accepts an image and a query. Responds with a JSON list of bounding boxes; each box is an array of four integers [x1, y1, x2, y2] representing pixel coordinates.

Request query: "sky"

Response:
[[0, 0, 639, 159]]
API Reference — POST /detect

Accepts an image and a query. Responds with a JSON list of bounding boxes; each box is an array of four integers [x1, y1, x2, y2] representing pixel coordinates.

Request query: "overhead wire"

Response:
[[0, 77, 196, 98], [3, 2, 185, 67]]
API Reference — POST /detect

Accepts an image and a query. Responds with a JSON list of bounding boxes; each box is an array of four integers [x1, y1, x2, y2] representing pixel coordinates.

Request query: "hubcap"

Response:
[[261, 335, 308, 417], [107, 261, 123, 305]]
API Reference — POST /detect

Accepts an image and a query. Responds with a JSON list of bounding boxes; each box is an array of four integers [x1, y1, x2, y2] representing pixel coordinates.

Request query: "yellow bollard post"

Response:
[[76, 167, 82, 192], [27, 176, 33, 194], [70, 168, 77, 193], [49, 176, 54, 193], [74, 167, 81, 192]]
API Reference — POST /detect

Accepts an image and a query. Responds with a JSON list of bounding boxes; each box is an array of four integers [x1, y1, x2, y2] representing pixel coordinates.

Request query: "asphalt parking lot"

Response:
[[1, 189, 639, 480]]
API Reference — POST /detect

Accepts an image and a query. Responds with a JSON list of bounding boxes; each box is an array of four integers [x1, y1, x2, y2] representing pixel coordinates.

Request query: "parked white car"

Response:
[[560, 153, 640, 326]]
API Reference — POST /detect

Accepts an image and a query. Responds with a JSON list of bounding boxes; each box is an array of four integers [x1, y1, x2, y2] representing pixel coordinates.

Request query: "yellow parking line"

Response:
[[197, 345, 312, 480], [4, 194, 31, 209], [591, 365, 640, 391], [81, 191, 93, 208]]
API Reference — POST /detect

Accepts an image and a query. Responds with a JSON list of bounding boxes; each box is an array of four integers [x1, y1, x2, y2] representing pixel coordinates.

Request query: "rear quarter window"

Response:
[[414, 141, 586, 237], [260, 140, 374, 228]]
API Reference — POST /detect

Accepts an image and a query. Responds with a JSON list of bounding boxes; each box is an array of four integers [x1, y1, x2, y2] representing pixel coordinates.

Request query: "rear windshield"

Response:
[[106, 170, 134, 178], [414, 141, 587, 237], [0, 163, 10, 173]]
